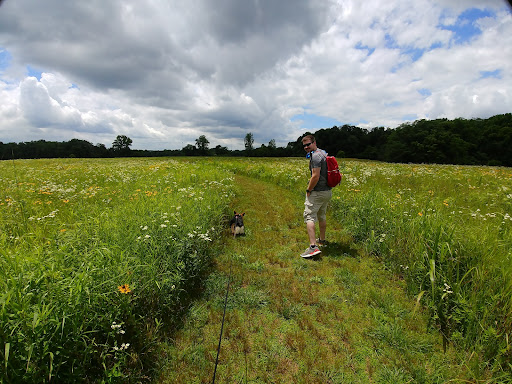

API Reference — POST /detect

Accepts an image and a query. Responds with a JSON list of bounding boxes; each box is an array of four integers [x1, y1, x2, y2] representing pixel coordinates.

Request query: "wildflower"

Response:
[[111, 322, 122, 330], [112, 341, 130, 351], [118, 284, 131, 294], [160, 224, 167, 228], [418, 212, 423, 216], [141, 225, 148, 230], [443, 283, 453, 294]]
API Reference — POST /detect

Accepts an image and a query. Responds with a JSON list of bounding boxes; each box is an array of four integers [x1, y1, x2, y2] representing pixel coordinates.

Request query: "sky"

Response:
[[0, 0, 511, 150]]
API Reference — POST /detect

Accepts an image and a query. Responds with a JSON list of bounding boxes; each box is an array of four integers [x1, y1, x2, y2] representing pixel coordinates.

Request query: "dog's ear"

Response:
[[242, 212, 245, 216], [234, 211, 237, 215]]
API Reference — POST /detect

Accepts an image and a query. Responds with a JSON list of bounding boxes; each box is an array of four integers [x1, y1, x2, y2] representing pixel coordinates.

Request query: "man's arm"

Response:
[[307, 167, 321, 194]]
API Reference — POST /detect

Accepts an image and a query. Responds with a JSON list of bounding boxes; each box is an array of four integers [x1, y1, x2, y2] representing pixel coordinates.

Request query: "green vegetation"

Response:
[[2, 113, 511, 165], [1, 157, 511, 382], [0, 158, 233, 382], [159, 174, 466, 383], [216, 157, 512, 381]]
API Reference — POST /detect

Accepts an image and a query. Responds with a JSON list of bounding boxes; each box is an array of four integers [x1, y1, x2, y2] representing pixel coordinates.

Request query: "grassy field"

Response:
[[0, 158, 234, 382], [1, 157, 511, 382], [216, 157, 512, 382], [159, 174, 467, 383]]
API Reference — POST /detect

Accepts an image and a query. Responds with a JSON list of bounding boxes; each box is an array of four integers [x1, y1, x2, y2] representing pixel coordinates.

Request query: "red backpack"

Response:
[[325, 155, 342, 187]]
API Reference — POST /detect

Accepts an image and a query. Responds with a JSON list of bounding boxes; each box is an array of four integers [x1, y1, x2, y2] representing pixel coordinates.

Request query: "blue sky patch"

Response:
[[403, 47, 425, 62], [430, 41, 443, 50], [418, 88, 432, 97], [440, 8, 495, 45], [355, 42, 375, 56], [27, 66, 43, 80], [384, 33, 397, 49], [385, 34, 426, 63], [291, 112, 342, 130], [0, 48, 12, 72], [480, 69, 502, 79]]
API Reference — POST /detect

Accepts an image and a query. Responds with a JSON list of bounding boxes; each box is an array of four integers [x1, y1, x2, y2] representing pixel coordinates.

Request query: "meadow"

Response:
[[0, 158, 234, 382], [1, 157, 511, 382], [218, 157, 512, 379]]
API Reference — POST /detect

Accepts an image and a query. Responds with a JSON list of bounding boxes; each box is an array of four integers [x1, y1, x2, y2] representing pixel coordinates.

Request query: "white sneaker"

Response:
[[300, 245, 321, 258]]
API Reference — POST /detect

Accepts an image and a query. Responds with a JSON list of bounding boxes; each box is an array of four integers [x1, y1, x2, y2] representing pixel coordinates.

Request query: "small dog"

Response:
[[230, 211, 245, 237]]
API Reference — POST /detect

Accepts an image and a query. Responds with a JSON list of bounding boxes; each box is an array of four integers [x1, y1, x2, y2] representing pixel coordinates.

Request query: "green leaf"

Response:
[[4, 343, 9, 369]]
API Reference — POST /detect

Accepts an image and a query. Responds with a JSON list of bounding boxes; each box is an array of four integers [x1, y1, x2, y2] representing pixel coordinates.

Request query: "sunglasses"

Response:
[[303, 142, 313, 148]]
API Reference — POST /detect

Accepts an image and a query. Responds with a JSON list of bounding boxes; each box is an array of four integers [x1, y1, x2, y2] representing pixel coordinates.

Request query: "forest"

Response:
[[1, 113, 511, 166]]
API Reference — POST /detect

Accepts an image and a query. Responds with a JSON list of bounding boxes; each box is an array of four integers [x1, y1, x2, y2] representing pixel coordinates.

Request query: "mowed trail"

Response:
[[158, 174, 466, 383]]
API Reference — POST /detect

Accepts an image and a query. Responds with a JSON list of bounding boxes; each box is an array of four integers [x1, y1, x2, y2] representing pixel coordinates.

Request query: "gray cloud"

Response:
[[0, 0, 510, 150]]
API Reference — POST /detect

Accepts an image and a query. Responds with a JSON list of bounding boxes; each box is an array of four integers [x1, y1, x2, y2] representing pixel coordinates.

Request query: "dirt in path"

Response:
[[158, 175, 466, 383]]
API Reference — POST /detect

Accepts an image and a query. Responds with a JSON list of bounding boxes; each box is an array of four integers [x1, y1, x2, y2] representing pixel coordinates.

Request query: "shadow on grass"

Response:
[[321, 241, 359, 259]]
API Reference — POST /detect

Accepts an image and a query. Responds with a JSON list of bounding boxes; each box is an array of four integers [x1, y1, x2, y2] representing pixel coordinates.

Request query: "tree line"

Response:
[[1, 113, 511, 166], [310, 113, 512, 166]]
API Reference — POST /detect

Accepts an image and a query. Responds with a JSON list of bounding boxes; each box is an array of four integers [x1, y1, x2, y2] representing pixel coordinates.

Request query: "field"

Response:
[[1, 158, 234, 382], [1, 157, 511, 382]]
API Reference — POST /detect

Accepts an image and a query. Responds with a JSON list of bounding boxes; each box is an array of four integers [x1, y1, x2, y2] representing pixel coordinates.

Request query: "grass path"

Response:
[[157, 174, 468, 383]]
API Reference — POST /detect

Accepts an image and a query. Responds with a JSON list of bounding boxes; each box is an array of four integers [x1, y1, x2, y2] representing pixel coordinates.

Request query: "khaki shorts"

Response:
[[303, 190, 332, 223]]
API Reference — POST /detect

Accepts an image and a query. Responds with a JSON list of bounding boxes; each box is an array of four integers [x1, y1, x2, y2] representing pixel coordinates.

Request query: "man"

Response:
[[300, 134, 332, 258]]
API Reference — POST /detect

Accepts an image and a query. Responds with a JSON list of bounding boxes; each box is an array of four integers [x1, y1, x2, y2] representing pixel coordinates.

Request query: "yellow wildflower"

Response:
[[118, 284, 131, 294]]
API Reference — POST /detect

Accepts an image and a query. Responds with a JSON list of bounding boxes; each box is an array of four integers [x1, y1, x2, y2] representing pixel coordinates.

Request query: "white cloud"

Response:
[[0, 0, 510, 149]]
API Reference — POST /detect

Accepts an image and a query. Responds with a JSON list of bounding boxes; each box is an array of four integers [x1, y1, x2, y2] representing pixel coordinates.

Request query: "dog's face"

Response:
[[233, 211, 245, 226]]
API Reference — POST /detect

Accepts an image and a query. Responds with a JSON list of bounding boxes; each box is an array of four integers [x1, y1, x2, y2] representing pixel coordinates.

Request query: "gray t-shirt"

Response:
[[309, 149, 331, 191]]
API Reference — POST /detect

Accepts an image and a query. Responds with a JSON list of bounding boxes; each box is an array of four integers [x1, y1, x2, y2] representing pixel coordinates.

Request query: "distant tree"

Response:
[[182, 144, 196, 156], [268, 139, 276, 149], [253, 143, 269, 157], [244, 132, 254, 152], [94, 143, 109, 158], [195, 135, 210, 154], [213, 144, 229, 156], [65, 139, 97, 158], [111, 135, 132, 156]]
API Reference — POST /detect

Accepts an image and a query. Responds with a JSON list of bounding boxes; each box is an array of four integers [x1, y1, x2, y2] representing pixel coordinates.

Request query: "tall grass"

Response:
[[2, 156, 511, 381], [218, 157, 512, 379], [0, 158, 233, 382]]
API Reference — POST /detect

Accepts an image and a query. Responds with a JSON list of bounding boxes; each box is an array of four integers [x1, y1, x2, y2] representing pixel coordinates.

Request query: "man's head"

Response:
[[302, 135, 317, 152]]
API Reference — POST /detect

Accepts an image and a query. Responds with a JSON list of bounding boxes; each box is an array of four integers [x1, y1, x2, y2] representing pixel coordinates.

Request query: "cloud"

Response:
[[0, 0, 510, 150]]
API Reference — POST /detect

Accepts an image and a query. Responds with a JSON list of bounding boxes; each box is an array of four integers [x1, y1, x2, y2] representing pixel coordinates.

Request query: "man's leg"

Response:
[[306, 220, 316, 245], [317, 190, 331, 242], [318, 219, 326, 241]]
